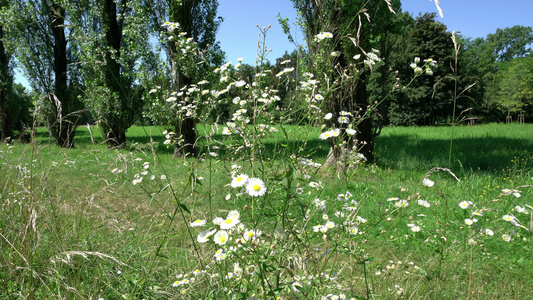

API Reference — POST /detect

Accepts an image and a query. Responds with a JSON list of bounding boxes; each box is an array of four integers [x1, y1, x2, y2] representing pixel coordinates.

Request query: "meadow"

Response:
[[0, 123, 532, 299]]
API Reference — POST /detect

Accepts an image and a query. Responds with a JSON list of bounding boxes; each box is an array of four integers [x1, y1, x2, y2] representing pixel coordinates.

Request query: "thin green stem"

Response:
[[467, 236, 473, 300]]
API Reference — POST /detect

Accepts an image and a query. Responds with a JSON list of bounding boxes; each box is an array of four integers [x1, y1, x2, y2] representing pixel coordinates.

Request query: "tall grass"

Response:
[[1, 123, 532, 299]]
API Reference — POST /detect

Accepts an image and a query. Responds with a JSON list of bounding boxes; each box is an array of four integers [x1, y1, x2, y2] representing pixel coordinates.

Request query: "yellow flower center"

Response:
[[253, 184, 261, 191]]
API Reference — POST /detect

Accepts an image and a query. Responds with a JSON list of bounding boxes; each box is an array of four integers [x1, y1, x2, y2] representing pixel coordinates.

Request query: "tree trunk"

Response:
[[0, 17, 12, 141], [324, 6, 374, 167], [0, 89, 10, 141], [106, 123, 127, 148], [354, 72, 375, 162], [0, 0, 13, 142], [50, 1, 77, 147], [102, 0, 127, 148], [170, 0, 196, 157]]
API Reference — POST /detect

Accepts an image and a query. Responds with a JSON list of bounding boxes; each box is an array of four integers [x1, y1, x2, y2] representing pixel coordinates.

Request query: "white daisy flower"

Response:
[[458, 201, 472, 209], [422, 178, 434, 187], [220, 216, 240, 230], [214, 230, 229, 245], [348, 227, 359, 235], [417, 200, 430, 208], [231, 174, 249, 188], [197, 229, 216, 243], [246, 177, 266, 197], [190, 219, 206, 227]]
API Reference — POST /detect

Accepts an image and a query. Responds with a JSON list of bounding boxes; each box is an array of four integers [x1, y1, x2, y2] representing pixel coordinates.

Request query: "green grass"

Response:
[[1, 123, 532, 299]]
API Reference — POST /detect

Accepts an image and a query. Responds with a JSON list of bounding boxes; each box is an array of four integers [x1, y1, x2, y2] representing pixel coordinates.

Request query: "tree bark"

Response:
[[50, 1, 78, 147], [354, 72, 375, 162], [169, 0, 196, 157], [324, 5, 374, 166], [102, 0, 127, 148], [0, 16, 12, 141]]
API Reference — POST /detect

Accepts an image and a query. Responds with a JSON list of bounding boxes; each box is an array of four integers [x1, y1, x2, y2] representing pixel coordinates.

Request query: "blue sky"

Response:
[[14, 0, 533, 87], [217, 0, 533, 65]]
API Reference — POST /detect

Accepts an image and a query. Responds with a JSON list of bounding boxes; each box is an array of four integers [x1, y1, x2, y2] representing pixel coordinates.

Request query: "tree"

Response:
[[493, 56, 533, 121], [289, 0, 398, 164], [487, 26, 533, 63], [460, 26, 533, 121], [387, 12, 454, 126], [143, 0, 223, 157], [71, 0, 150, 148], [167, 0, 222, 157], [0, 0, 14, 140], [6, 0, 83, 147]]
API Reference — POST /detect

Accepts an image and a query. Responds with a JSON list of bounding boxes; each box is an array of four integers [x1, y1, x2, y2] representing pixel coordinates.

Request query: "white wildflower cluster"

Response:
[[363, 48, 382, 67], [337, 111, 352, 124], [318, 110, 361, 148], [394, 199, 409, 208], [319, 128, 340, 140], [455, 194, 531, 243], [287, 273, 348, 297], [162, 129, 175, 145], [464, 217, 479, 226], [214, 73, 281, 139], [195, 210, 242, 246], [493, 188, 532, 241], [111, 168, 123, 174], [315, 31, 333, 41], [229, 172, 266, 197], [276, 66, 295, 78], [374, 260, 421, 282], [387, 197, 409, 208], [502, 214, 524, 229], [311, 191, 363, 238], [417, 199, 431, 208], [386, 196, 432, 234], [410, 56, 437, 75], [162, 21, 179, 32], [130, 159, 166, 185], [299, 157, 322, 169], [299, 72, 320, 91], [501, 188, 521, 198], [171, 208, 288, 295]]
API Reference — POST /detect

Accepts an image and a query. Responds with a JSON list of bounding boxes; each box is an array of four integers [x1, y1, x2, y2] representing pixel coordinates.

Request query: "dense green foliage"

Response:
[[2, 0, 84, 147], [0, 0, 13, 140], [0, 1, 532, 147]]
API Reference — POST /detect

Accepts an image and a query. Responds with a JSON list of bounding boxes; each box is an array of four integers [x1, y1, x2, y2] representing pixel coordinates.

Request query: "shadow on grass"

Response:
[[375, 134, 532, 172]]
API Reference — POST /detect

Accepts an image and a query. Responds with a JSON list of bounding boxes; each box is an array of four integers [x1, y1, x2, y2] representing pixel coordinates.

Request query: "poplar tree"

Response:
[[145, 0, 223, 157], [70, 0, 151, 148], [0, 0, 13, 141], [6, 0, 82, 147]]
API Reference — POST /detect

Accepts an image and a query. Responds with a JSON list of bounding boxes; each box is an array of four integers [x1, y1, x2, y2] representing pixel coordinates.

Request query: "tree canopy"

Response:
[[1, 0, 533, 148]]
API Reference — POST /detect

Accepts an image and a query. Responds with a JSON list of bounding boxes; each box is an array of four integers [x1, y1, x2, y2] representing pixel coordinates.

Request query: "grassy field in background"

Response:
[[32, 122, 533, 172], [1, 123, 532, 299]]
